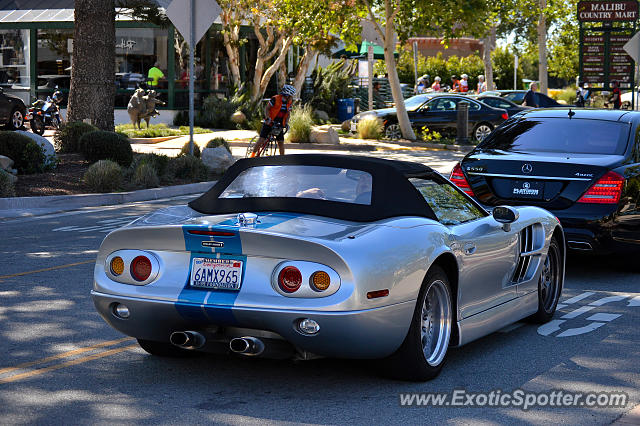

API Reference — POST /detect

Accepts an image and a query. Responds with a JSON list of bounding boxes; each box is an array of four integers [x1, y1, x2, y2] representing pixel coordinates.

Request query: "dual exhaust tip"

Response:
[[169, 331, 264, 356]]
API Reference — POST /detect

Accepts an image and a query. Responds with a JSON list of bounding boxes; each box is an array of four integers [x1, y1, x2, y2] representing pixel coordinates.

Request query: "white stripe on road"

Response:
[[555, 304, 567, 310], [561, 292, 595, 305], [589, 295, 628, 306], [628, 296, 640, 307], [537, 320, 566, 336], [586, 313, 621, 322], [557, 322, 606, 337], [561, 305, 595, 319]]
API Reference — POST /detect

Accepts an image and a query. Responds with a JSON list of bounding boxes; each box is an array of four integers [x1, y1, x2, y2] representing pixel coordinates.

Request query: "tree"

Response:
[[358, 0, 486, 140], [67, 0, 116, 130]]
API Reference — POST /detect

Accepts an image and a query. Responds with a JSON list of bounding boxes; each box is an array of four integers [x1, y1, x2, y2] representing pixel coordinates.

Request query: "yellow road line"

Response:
[[0, 337, 134, 376], [0, 259, 95, 280], [0, 344, 139, 384]]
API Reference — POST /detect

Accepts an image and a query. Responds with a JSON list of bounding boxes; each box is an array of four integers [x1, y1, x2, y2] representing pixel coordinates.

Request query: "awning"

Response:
[[332, 42, 397, 60]]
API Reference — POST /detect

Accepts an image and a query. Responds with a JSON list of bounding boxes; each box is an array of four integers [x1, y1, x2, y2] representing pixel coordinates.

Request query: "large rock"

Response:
[[0, 155, 13, 171], [230, 110, 246, 124], [201, 146, 236, 174], [309, 126, 339, 145], [0, 168, 17, 184], [313, 110, 330, 122], [16, 130, 57, 169]]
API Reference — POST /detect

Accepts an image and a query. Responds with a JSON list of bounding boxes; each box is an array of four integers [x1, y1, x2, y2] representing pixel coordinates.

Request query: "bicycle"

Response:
[[245, 122, 287, 158]]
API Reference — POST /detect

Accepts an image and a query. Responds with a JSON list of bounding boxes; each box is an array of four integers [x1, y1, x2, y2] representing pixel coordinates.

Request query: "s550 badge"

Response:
[[202, 241, 224, 248]]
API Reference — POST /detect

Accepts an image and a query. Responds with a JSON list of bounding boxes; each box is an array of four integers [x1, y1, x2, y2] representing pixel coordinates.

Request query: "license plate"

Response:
[[511, 180, 544, 199], [190, 257, 243, 290], [350, 121, 357, 132]]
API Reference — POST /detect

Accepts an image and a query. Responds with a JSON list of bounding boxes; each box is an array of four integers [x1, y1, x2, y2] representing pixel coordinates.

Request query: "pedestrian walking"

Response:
[[610, 81, 621, 110], [147, 61, 165, 88], [431, 76, 442, 92], [523, 82, 539, 107], [460, 74, 469, 93], [477, 75, 487, 93], [450, 75, 460, 92]]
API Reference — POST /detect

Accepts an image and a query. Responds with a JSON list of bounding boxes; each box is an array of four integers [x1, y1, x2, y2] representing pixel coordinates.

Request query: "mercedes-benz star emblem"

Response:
[[523, 182, 530, 189], [522, 163, 533, 174]]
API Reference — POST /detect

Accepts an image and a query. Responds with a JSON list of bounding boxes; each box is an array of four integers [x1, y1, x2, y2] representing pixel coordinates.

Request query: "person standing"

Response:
[[450, 75, 460, 92], [460, 74, 469, 93], [147, 61, 165, 88], [477, 75, 487, 93], [611, 81, 621, 109], [431, 76, 442, 92], [523, 82, 539, 107], [576, 81, 589, 107]]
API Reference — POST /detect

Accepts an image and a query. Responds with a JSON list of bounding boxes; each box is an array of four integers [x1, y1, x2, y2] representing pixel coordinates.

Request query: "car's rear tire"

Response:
[[382, 266, 453, 381], [384, 123, 402, 140], [528, 236, 563, 323], [8, 108, 24, 130], [137, 338, 197, 357], [473, 122, 493, 142]]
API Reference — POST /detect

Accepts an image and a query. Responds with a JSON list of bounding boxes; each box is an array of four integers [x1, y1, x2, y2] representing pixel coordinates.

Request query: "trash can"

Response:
[[337, 98, 355, 122]]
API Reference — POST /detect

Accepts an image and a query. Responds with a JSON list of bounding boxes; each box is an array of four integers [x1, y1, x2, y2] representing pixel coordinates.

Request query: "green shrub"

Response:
[[83, 160, 123, 192], [286, 105, 314, 143], [129, 153, 170, 179], [194, 95, 239, 129], [133, 162, 160, 188], [0, 131, 47, 174], [115, 123, 208, 138], [167, 155, 208, 181], [80, 131, 133, 167], [0, 170, 15, 197], [554, 87, 576, 104], [357, 116, 383, 140], [179, 141, 201, 158], [205, 137, 231, 153], [54, 121, 99, 153]]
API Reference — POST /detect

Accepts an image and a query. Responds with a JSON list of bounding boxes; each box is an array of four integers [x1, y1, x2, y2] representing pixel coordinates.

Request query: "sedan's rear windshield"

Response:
[[478, 118, 630, 155]]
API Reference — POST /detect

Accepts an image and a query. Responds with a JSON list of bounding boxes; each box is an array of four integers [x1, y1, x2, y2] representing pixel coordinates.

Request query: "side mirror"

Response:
[[493, 206, 519, 231]]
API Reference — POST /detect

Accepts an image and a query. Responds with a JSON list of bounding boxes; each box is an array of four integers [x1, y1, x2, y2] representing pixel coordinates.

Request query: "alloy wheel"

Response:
[[385, 124, 402, 140], [540, 243, 560, 313], [474, 124, 492, 142], [421, 279, 452, 366], [11, 110, 24, 129]]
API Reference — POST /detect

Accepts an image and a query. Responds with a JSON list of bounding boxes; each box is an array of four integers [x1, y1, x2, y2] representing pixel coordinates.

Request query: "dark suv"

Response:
[[0, 87, 26, 130], [451, 108, 640, 254]]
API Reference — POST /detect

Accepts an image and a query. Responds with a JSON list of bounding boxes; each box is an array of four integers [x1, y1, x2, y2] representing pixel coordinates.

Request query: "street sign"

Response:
[[578, 0, 639, 22], [166, 0, 221, 48], [623, 31, 640, 61]]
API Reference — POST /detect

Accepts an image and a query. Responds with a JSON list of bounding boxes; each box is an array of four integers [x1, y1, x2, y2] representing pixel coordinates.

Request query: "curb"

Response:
[[226, 141, 377, 151], [0, 181, 215, 218]]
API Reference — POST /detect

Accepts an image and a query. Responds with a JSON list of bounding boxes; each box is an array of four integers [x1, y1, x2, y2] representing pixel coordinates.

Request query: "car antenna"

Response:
[[568, 109, 575, 118]]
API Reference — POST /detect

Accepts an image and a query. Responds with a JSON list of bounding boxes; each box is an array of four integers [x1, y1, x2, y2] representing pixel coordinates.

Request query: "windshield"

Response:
[[478, 118, 630, 155], [219, 165, 373, 205], [404, 95, 431, 111]]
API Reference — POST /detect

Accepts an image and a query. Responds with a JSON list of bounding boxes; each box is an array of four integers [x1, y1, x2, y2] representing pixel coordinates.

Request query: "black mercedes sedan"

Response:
[[350, 93, 509, 142], [450, 108, 640, 254], [476, 95, 530, 117]]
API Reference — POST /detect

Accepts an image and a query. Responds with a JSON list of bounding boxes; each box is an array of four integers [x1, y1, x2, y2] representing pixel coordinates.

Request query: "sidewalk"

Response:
[[0, 128, 473, 220]]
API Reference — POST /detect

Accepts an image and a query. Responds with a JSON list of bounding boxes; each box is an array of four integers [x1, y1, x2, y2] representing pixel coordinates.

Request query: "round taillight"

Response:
[[310, 271, 330, 291], [278, 266, 302, 293], [130, 256, 152, 281], [110, 256, 124, 276]]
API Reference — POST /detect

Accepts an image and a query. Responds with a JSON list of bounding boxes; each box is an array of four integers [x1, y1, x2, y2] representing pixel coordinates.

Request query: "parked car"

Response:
[[451, 108, 640, 254], [475, 95, 530, 117], [0, 86, 26, 130], [485, 90, 564, 107], [91, 154, 564, 381], [350, 94, 509, 142]]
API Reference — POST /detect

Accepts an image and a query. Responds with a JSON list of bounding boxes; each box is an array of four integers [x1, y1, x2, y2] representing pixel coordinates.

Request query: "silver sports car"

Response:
[[92, 154, 565, 381]]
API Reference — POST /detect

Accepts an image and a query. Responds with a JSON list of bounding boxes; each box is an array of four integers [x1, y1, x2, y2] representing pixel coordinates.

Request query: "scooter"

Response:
[[28, 88, 63, 135]]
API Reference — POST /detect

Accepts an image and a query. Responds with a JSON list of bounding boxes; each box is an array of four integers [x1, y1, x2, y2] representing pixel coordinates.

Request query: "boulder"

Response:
[[0, 155, 13, 171], [16, 130, 57, 168], [341, 120, 351, 132], [230, 110, 247, 124], [309, 126, 340, 145], [201, 146, 236, 174], [0, 168, 17, 184], [313, 110, 330, 122]]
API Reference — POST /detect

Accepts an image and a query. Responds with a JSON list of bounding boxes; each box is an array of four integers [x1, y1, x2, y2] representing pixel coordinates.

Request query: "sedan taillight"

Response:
[[577, 171, 624, 204], [501, 112, 509, 120], [450, 163, 475, 197]]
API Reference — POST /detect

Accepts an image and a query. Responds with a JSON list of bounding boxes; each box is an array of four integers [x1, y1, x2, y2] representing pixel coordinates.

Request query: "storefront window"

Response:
[[37, 29, 73, 102], [0, 29, 30, 104]]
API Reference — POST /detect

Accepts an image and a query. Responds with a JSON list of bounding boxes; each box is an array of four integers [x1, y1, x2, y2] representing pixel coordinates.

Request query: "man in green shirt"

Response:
[[148, 62, 165, 87]]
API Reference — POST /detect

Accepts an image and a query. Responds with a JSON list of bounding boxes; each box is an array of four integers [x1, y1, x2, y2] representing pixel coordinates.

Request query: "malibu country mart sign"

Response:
[[578, 0, 638, 21]]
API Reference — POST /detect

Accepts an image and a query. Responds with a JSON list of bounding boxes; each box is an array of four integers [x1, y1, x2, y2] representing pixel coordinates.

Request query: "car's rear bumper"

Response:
[[91, 291, 414, 359]]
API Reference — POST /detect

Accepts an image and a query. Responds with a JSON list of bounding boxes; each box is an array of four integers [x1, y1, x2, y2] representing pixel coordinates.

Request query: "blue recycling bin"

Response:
[[337, 98, 355, 122]]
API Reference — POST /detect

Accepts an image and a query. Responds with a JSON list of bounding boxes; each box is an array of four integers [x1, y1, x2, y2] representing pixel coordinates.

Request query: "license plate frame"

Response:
[[511, 180, 545, 200], [190, 257, 244, 290]]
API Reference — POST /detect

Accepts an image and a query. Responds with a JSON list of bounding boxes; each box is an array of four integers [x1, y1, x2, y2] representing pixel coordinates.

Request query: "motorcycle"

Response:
[[28, 88, 63, 135]]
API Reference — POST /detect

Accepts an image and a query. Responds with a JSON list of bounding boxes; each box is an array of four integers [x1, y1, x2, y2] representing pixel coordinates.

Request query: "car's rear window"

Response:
[[478, 118, 630, 155], [219, 165, 372, 205]]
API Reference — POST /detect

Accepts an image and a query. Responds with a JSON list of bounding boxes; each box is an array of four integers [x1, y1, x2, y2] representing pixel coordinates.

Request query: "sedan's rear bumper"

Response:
[[91, 291, 415, 359]]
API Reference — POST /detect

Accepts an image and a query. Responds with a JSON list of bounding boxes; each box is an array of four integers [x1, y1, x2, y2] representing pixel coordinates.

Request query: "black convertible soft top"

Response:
[[188, 154, 441, 222]]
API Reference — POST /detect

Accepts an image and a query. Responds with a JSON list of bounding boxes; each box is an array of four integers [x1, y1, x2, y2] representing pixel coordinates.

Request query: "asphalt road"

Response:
[[0, 150, 639, 425]]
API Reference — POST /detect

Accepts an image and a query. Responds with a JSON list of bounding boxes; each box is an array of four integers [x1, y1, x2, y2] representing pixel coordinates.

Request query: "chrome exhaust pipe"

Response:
[[229, 336, 265, 356], [169, 331, 205, 349]]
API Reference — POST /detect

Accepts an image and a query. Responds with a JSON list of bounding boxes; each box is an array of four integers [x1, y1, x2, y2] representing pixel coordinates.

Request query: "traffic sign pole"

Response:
[[189, 0, 195, 155]]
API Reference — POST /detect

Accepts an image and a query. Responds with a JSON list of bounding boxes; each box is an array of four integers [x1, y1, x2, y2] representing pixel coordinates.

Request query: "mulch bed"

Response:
[[13, 153, 92, 197]]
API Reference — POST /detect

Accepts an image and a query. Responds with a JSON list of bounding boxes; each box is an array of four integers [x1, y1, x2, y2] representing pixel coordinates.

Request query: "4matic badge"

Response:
[[201, 241, 224, 248]]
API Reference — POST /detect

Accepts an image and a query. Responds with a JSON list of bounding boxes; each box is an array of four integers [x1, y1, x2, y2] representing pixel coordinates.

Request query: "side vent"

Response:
[[512, 224, 544, 283]]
